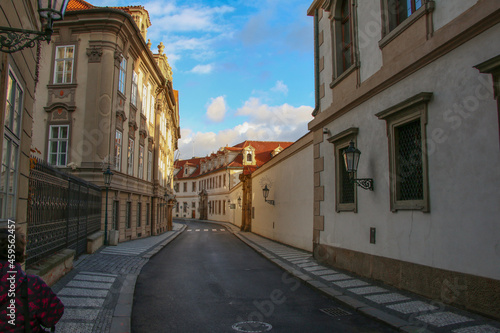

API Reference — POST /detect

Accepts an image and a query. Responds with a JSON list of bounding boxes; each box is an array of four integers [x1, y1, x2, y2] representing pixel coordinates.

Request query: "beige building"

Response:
[[173, 141, 292, 229], [305, 0, 500, 319], [33, 0, 180, 242], [0, 0, 44, 232]]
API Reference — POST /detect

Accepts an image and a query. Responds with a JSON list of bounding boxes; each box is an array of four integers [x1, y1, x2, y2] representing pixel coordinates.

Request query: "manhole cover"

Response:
[[232, 321, 273, 332], [320, 307, 352, 317]]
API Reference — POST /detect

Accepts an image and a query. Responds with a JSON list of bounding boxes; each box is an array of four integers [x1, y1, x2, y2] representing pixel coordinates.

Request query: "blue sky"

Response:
[[90, 0, 315, 158]]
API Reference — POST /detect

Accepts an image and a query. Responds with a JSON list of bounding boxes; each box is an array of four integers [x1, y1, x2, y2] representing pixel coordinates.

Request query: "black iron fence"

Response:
[[26, 158, 102, 267]]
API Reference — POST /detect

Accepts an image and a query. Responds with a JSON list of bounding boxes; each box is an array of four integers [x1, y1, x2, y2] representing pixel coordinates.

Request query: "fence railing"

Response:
[[26, 158, 102, 267]]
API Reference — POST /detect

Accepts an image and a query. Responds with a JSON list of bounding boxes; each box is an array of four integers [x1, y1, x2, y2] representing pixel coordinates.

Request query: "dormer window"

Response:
[[246, 153, 252, 162]]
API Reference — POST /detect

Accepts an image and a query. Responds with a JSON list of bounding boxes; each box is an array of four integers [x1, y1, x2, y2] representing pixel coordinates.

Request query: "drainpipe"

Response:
[[312, 9, 320, 117]]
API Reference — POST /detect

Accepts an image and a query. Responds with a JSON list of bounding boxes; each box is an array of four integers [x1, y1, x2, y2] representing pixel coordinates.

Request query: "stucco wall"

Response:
[[318, 24, 500, 280], [251, 133, 314, 252]]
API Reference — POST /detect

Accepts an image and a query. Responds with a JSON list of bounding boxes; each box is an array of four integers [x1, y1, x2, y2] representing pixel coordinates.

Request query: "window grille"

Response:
[[395, 120, 423, 201]]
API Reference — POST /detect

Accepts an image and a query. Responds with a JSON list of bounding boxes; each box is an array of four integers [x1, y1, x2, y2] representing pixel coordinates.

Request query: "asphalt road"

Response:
[[132, 221, 397, 333]]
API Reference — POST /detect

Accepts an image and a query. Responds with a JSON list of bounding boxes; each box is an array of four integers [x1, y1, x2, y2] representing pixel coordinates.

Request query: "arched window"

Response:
[[247, 153, 252, 162]]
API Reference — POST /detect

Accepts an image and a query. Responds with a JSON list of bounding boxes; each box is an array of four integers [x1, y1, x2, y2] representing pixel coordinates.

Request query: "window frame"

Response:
[[131, 71, 138, 106], [125, 201, 131, 229], [118, 57, 127, 94], [115, 130, 122, 172], [112, 200, 119, 230], [328, 127, 358, 213], [1, 67, 24, 220], [48, 125, 70, 167], [147, 150, 152, 182], [137, 202, 142, 227], [138, 145, 144, 179], [376, 92, 432, 212], [53, 45, 75, 84], [379, 0, 434, 49], [127, 138, 134, 176]]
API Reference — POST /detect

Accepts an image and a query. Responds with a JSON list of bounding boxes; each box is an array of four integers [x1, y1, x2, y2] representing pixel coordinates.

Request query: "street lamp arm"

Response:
[[0, 27, 51, 53]]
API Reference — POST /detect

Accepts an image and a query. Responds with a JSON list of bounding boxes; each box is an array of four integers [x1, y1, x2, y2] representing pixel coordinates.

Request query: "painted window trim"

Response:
[[47, 125, 70, 167], [328, 127, 358, 213], [53, 45, 76, 85], [376, 92, 432, 212]]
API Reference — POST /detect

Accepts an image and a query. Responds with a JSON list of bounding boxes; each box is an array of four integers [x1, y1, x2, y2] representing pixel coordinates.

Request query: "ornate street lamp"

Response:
[[262, 185, 275, 205], [237, 196, 242, 208], [342, 140, 374, 191], [103, 166, 113, 245], [0, 0, 70, 53]]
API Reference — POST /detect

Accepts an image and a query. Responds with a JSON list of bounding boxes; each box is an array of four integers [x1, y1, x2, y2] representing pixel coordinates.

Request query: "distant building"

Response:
[[307, 0, 500, 319], [33, 0, 180, 242], [173, 141, 292, 229]]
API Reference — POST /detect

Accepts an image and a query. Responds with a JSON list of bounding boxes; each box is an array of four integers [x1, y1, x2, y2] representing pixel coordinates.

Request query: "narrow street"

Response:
[[131, 221, 396, 332]]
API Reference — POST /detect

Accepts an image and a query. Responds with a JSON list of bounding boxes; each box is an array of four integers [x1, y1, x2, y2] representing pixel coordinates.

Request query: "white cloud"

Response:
[[144, 1, 234, 32], [271, 80, 288, 95], [191, 64, 214, 74], [206, 96, 227, 122], [178, 98, 313, 157]]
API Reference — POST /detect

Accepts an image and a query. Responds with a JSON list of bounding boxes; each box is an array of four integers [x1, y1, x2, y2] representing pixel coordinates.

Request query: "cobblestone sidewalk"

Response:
[[50, 223, 186, 333]]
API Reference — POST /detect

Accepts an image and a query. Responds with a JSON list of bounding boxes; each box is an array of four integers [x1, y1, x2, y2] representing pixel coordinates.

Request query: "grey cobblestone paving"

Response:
[[51, 223, 185, 333]]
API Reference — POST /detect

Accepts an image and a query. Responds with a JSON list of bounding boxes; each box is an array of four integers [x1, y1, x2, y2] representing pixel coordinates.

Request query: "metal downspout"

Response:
[[312, 9, 320, 117]]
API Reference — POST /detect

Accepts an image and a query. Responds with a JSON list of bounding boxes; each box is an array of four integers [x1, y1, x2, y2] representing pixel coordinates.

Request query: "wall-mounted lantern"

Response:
[[262, 185, 275, 205], [0, 0, 70, 53], [343, 140, 374, 191], [237, 196, 242, 208]]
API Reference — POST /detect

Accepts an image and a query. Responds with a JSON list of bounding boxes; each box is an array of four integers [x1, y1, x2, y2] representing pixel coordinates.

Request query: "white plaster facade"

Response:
[[307, 0, 500, 318], [251, 133, 314, 252]]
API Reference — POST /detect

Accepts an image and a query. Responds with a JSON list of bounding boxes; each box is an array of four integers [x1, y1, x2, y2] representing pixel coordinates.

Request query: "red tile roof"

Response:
[[174, 140, 293, 180], [67, 0, 94, 11]]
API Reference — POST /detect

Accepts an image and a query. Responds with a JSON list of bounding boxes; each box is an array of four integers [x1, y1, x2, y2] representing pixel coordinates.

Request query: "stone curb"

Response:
[[109, 224, 187, 333]]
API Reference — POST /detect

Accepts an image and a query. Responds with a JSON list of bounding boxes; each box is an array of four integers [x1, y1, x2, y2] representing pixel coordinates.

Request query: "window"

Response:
[[149, 84, 154, 123], [112, 201, 119, 230], [223, 175, 226, 187], [376, 92, 432, 212], [138, 145, 144, 179], [147, 150, 152, 181], [1, 68, 23, 220], [127, 138, 134, 176], [146, 203, 150, 225], [387, 0, 423, 32], [192, 181, 196, 192], [131, 71, 138, 106], [48, 125, 69, 166], [142, 83, 148, 115], [54, 46, 74, 84], [247, 153, 252, 162], [183, 202, 187, 213], [183, 182, 187, 192], [328, 127, 358, 212], [340, 0, 353, 72], [329, 0, 358, 81], [118, 57, 127, 94], [137, 202, 142, 227], [125, 202, 131, 229], [115, 130, 122, 172]]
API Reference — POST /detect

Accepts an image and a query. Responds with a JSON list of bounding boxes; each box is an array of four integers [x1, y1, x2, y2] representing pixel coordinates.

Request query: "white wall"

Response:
[[318, 25, 500, 280], [252, 134, 314, 252]]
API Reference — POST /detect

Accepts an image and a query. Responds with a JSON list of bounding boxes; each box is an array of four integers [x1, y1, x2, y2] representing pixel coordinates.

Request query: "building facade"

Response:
[[307, 0, 500, 318], [0, 0, 42, 234], [173, 141, 292, 228], [33, 0, 180, 243]]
